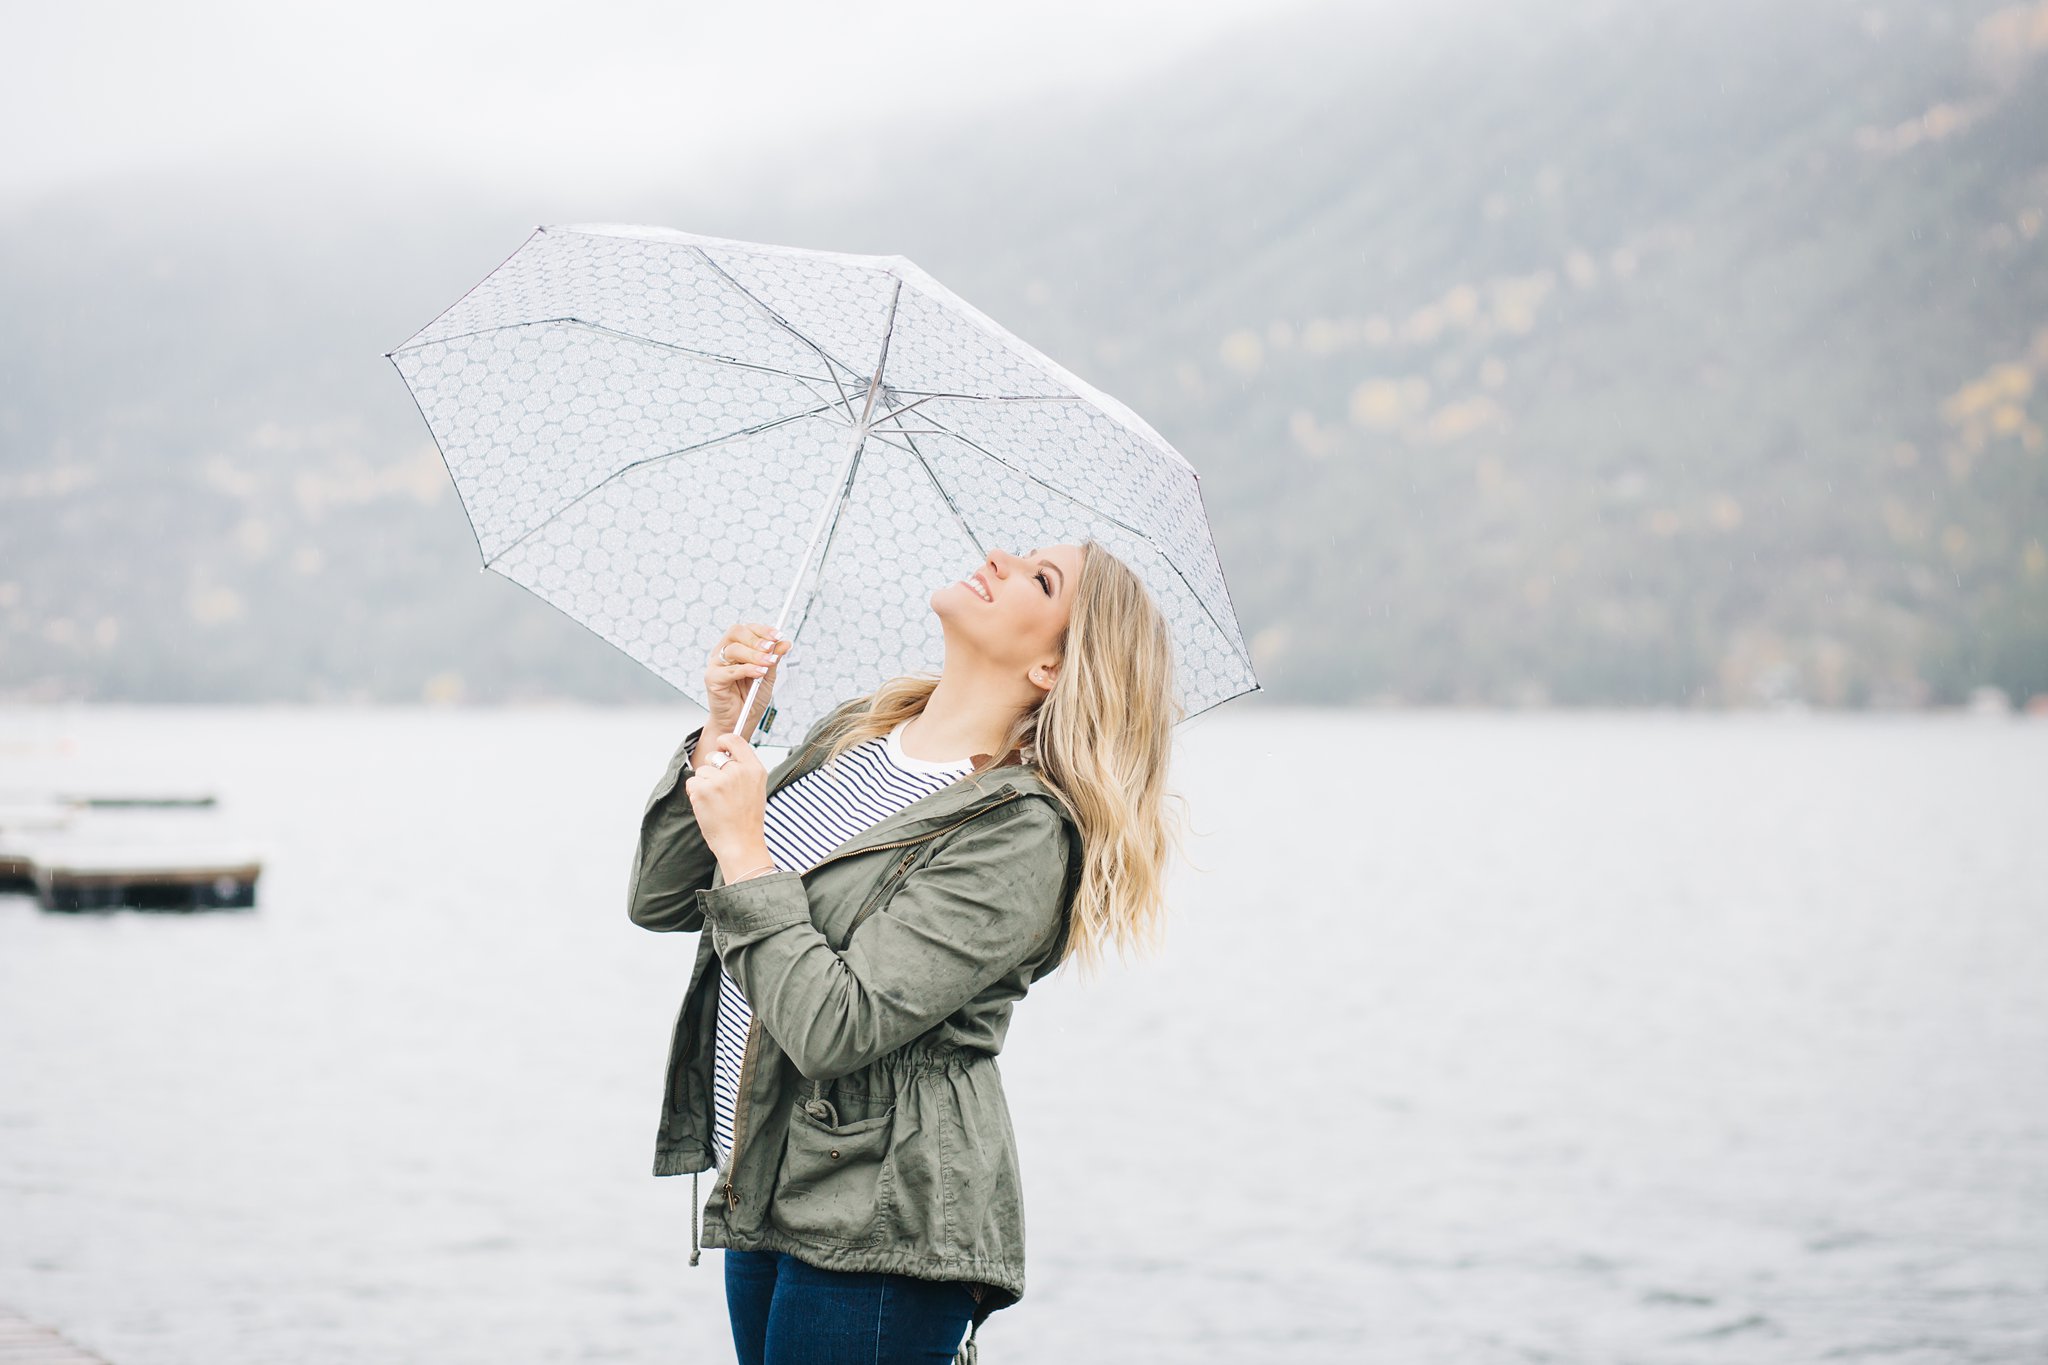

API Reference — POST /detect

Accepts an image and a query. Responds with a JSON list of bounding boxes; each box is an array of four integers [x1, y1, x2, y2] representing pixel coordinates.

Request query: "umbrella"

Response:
[[384, 223, 1258, 743]]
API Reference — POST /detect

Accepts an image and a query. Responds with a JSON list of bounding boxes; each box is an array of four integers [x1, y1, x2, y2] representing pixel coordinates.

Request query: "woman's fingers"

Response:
[[718, 624, 790, 668], [694, 730, 763, 773], [737, 622, 782, 663]]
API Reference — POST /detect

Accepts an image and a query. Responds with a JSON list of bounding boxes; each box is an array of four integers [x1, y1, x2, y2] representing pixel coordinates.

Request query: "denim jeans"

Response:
[[723, 1248, 976, 1365]]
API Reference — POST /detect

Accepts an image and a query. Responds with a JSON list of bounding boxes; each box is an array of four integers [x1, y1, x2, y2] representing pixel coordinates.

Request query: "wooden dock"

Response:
[[0, 1306, 114, 1363], [31, 851, 263, 911], [0, 795, 263, 912]]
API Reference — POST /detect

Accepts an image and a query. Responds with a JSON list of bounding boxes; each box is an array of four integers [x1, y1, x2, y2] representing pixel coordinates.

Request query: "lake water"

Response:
[[1, 706, 2043, 1364]]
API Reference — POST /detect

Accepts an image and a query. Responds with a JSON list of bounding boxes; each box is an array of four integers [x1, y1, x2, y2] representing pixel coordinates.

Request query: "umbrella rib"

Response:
[[869, 415, 988, 560], [388, 316, 837, 388], [692, 249, 868, 425], [565, 319, 850, 409], [876, 389, 1200, 476], [479, 401, 847, 567], [866, 392, 956, 427], [385, 225, 544, 358], [877, 389, 1072, 403], [887, 415, 1252, 667]]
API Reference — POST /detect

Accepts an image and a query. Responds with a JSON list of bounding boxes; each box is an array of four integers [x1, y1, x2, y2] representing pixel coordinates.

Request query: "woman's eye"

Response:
[[1036, 572, 1052, 595]]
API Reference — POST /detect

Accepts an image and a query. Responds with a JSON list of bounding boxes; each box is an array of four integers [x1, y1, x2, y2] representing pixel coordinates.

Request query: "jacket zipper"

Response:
[[837, 792, 1022, 944], [722, 1012, 763, 1211], [716, 789, 1022, 1212]]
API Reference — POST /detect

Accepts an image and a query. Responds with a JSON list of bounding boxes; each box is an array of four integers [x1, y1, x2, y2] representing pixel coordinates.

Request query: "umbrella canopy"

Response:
[[385, 223, 1258, 742]]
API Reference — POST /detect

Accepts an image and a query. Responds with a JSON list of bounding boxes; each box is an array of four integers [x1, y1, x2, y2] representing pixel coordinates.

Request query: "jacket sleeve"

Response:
[[625, 725, 718, 932], [625, 699, 865, 933], [694, 797, 1072, 1081]]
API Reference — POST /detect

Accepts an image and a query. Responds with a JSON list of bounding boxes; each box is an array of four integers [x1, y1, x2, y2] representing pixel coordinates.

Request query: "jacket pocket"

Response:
[[768, 1103, 895, 1246]]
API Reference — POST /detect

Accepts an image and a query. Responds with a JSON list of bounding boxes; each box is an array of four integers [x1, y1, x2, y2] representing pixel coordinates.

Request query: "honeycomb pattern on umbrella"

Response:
[[694, 243, 901, 389], [406, 229, 831, 388], [387, 224, 1259, 739], [767, 439, 987, 731], [877, 279, 1074, 399], [488, 414, 858, 701], [394, 321, 830, 561]]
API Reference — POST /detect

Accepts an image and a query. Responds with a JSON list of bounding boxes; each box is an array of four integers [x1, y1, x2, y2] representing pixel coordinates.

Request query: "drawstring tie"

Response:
[[689, 1170, 701, 1266], [952, 1317, 979, 1364]]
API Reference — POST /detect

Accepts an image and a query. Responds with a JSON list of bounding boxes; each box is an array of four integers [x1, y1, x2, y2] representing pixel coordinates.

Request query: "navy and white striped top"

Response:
[[688, 716, 978, 1171]]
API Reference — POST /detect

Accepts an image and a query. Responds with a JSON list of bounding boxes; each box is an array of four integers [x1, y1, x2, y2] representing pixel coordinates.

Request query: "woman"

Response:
[[625, 538, 1185, 1365]]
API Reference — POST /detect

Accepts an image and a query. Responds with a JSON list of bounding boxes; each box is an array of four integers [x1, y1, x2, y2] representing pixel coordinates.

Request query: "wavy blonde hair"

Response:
[[813, 539, 1188, 976]]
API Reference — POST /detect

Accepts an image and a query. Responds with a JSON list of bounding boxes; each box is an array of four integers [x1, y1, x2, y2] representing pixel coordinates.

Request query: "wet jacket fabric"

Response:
[[625, 697, 1083, 1346]]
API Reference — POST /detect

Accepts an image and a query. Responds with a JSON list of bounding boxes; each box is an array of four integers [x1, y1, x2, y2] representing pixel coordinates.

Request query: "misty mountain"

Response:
[[3, 0, 2044, 706]]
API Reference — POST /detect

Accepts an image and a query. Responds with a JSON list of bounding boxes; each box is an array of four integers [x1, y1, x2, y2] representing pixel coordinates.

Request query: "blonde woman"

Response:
[[626, 539, 1185, 1365]]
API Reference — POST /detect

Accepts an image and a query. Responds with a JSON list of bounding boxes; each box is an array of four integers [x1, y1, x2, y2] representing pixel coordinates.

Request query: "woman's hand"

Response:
[[684, 731, 776, 881], [703, 621, 791, 743]]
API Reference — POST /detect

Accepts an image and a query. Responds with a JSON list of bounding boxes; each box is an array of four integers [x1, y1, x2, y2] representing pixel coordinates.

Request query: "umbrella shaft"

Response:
[[735, 419, 869, 742]]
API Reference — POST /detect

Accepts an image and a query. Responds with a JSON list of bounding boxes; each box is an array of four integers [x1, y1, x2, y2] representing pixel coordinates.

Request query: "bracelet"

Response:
[[731, 861, 780, 883]]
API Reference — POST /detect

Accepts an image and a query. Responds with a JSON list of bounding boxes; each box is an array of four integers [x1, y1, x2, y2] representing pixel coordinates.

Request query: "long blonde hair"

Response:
[[814, 539, 1188, 976]]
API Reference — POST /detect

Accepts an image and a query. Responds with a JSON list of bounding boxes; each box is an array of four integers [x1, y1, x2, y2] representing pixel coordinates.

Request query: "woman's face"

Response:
[[930, 543, 1086, 689]]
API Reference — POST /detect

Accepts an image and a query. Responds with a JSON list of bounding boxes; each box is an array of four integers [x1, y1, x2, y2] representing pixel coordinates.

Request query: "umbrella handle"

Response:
[[736, 669, 774, 744], [733, 599, 796, 745]]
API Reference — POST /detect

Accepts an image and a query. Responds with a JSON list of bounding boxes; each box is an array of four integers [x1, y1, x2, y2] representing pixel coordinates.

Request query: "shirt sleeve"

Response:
[[695, 796, 1072, 1081]]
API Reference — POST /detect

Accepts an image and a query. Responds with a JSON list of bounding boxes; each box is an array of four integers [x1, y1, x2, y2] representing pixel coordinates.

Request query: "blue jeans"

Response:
[[723, 1248, 976, 1365]]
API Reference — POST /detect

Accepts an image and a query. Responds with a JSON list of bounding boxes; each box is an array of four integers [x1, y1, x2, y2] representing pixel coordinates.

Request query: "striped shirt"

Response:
[[690, 716, 978, 1171]]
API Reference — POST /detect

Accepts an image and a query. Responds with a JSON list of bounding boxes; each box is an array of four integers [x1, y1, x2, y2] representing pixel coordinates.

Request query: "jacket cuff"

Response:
[[643, 725, 706, 811], [695, 869, 810, 941]]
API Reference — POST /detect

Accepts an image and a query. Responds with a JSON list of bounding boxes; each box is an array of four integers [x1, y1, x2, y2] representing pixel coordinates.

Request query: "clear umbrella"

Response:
[[385, 223, 1258, 743]]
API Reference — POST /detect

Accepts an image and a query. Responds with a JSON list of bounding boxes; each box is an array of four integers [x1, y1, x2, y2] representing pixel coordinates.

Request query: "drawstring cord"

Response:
[[689, 1170, 701, 1266], [952, 1316, 979, 1364]]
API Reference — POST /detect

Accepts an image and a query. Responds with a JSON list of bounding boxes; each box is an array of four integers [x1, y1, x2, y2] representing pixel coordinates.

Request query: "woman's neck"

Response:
[[903, 668, 1032, 765]]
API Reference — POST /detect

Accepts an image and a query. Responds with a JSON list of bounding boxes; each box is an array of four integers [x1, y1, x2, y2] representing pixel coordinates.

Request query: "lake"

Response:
[[1, 705, 2042, 1364]]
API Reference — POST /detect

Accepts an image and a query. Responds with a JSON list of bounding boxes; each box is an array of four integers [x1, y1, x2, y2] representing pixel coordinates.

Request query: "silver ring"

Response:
[[717, 644, 732, 665], [710, 750, 732, 768]]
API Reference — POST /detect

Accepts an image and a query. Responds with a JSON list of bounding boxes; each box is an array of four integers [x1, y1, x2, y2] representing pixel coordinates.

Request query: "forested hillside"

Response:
[[3, 0, 2043, 706]]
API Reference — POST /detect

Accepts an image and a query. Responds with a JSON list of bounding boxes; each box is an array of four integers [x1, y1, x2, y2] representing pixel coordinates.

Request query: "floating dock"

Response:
[[0, 795, 263, 913], [30, 847, 263, 912]]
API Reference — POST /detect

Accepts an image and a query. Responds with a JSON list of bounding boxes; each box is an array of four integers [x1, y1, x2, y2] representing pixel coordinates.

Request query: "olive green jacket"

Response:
[[625, 698, 1082, 1337]]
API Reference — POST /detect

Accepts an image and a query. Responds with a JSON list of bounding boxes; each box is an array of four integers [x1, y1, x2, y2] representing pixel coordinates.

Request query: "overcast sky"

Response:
[[7, 0, 1320, 205]]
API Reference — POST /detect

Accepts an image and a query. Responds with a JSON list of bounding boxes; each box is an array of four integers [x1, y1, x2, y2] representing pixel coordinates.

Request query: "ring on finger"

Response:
[[717, 644, 732, 665]]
